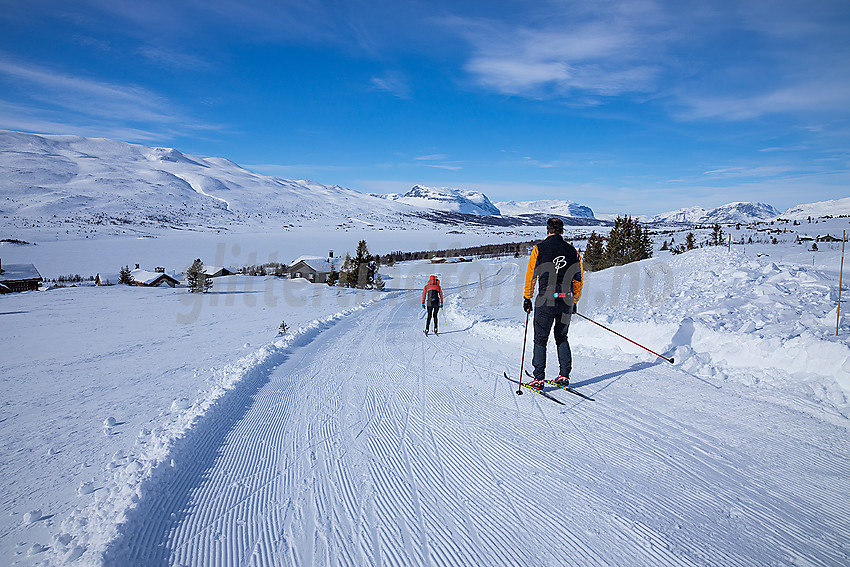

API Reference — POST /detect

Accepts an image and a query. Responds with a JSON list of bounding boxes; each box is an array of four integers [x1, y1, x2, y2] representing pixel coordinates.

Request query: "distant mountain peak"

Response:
[[386, 185, 501, 215], [651, 202, 780, 224], [494, 199, 595, 219]]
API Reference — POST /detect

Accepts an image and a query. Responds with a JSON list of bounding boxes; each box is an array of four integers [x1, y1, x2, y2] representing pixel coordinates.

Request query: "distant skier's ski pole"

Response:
[[515, 310, 531, 395], [575, 312, 675, 364]]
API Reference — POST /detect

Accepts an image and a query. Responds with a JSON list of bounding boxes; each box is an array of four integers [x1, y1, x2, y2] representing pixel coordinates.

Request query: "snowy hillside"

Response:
[[495, 199, 595, 219], [650, 202, 781, 224], [0, 130, 427, 238], [782, 196, 850, 219], [381, 185, 501, 215]]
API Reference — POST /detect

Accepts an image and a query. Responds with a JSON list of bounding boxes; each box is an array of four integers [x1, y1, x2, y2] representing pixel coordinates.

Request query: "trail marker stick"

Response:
[[838, 230, 845, 337], [575, 312, 675, 364]]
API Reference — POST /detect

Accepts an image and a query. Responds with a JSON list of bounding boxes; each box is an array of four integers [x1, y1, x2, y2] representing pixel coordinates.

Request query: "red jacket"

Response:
[[422, 275, 443, 306]]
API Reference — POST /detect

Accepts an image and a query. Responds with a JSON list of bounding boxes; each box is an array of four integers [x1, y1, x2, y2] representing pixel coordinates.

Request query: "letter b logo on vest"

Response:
[[553, 255, 568, 271]]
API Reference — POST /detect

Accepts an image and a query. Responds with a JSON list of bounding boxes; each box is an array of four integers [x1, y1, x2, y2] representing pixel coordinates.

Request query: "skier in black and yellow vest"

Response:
[[522, 217, 583, 390]]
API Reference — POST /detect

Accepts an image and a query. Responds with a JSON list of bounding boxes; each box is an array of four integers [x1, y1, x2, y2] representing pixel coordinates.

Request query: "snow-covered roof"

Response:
[[0, 264, 42, 281], [289, 256, 334, 273], [130, 269, 178, 285], [202, 265, 232, 276]]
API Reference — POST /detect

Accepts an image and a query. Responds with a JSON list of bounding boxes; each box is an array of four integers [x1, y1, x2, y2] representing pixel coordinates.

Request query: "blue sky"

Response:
[[1, 0, 848, 215]]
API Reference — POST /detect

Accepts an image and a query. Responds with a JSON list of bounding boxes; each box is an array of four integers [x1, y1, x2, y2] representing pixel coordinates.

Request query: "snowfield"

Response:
[[2, 227, 849, 566]]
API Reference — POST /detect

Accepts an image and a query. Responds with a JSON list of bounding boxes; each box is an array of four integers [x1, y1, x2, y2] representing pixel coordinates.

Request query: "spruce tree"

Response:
[[583, 232, 604, 271], [600, 216, 652, 268], [119, 265, 134, 285], [710, 224, 724, 246], [186, 258, 212, 293], [338, 240, 384, 290]]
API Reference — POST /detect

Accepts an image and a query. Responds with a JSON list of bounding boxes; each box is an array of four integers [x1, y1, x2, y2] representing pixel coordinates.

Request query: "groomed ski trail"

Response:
[[103, 284, 850, 566]]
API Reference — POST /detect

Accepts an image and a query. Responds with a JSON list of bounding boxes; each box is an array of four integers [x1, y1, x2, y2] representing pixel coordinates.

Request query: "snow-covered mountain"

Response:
[[650, 202, 781, 224], [0, 130, 422, 236], [494, 199, 595, 219], [381, 185, 501, 215], [781, 197, 850, 219]]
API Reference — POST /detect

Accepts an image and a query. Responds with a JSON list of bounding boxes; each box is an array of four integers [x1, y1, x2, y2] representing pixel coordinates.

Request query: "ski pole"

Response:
[[574, 312, 675, 364], [516, 310, 531, 395]]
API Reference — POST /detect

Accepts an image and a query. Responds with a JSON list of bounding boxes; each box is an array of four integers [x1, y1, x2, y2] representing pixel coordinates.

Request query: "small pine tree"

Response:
[[278, 320, 288, 335], [119, 265, 134, 285], [710, 224, 724, 246], [186, 258, 212, 293], [685, 232, 696, 250]]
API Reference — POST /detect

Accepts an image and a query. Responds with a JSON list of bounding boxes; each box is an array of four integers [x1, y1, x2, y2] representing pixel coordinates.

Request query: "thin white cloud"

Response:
[[371, 72, 412, 99], [702, 165, 794, 179], [0, 56, 220, 140], [675, 76, 850, 121], [446, 1, 850, 121], [447, 2, 666, 101], [0, 57, 174, 123], [414, 154, 449, 161], [137, 46, 213, 71], [0, 99, 167, 141]]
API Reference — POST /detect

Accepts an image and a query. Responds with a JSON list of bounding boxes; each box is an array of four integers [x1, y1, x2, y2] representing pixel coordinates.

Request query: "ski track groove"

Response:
[[99, 279, 850, 567]]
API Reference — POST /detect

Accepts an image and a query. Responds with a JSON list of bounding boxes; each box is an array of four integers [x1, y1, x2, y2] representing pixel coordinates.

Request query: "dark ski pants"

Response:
[[531, 302, 572, 380], [425, 305, 439, 331]]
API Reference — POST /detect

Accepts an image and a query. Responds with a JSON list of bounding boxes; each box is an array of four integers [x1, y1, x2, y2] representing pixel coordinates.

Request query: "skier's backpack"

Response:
[[427, 289, 440, 306]]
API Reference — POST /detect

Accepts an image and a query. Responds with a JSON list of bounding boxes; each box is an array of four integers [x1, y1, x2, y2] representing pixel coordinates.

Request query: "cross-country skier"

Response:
[[422, 275, 443, 335], [523, 217, 583, 389]]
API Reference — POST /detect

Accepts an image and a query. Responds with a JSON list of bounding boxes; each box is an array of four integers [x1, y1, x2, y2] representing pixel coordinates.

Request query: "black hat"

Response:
[[547, 217, 564, 234]]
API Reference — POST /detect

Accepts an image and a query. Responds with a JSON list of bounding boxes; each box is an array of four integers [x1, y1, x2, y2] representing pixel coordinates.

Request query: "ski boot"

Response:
[[526, 379, 545, 391], [554, 375, 570, 387]]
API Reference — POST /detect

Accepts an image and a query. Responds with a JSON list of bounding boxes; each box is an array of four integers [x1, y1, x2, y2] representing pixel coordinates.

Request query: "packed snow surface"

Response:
[[2, 231, 849, 566]]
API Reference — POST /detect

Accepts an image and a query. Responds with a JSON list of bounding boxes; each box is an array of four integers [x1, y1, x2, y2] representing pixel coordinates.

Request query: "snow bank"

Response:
[[50, 298, 379, 566], [444, 248, 850, 418]]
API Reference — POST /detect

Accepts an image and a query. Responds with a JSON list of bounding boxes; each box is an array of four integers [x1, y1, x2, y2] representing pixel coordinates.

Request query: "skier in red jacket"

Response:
[[422, 275, 443, 335]]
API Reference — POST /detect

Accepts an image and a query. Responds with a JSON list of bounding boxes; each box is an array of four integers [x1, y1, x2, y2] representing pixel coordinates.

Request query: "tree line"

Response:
[[583, 216, 653, 271]]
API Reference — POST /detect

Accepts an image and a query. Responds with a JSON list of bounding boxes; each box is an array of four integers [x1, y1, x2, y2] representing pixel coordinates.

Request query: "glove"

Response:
[[439, 303, 443, 310], [421, 304, 425, 309], [523, 297, 533, 313], [572, 303, 577, 314]]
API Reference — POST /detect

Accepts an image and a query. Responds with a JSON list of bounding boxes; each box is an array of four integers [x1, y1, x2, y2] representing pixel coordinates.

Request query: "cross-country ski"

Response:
[[503, 372, 566, 405]]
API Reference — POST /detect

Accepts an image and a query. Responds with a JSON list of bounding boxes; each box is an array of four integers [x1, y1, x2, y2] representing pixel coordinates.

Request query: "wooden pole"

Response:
[[838, 230, 845, 336], [728, 233, 732, 252]]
